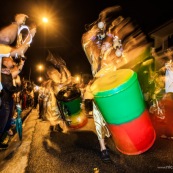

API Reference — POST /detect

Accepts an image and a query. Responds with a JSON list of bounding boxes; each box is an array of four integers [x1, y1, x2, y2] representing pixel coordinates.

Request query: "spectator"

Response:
[[38, 86, 45, 119], [0, 57, 22, 149], [33, 86, 39, 109]]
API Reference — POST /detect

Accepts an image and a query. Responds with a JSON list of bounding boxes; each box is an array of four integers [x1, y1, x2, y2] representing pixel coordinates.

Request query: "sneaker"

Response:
[[0, 143, 8, 150], [100, 149, 111, 162]]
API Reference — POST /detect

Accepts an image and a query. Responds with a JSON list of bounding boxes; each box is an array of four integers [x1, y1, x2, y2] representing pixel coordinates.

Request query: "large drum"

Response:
[[57, 86, 88, 129], [90, 69, 156, 155]]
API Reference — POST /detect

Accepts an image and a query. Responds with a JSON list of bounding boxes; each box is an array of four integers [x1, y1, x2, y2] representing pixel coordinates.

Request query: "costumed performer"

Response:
[[82, 5, 151, 162], [42, 53, 72, 132]]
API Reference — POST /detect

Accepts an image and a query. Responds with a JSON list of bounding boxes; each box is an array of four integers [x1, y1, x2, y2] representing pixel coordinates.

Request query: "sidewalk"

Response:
[[0, 107, 33, 163]]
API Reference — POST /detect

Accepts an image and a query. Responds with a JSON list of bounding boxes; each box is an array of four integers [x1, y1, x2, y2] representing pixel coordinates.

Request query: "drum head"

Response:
[[57, 85, 81, 102]]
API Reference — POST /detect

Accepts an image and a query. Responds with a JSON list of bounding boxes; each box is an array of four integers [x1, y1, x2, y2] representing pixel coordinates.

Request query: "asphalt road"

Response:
[[1, 109, 173, 173]]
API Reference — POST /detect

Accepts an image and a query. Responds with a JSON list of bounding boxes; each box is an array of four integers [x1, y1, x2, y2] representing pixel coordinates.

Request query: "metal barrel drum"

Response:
[[57, 86, 88, 129], [90, 69, 156, 155]]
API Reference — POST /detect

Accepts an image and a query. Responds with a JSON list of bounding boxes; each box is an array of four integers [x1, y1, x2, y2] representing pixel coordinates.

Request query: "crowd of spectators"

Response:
[[0, 13, 36, 149]]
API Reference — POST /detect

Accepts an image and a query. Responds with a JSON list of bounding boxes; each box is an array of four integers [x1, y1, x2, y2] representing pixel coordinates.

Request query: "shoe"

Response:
[[100, 149, 111, 162], [0, 143, 8, 150]]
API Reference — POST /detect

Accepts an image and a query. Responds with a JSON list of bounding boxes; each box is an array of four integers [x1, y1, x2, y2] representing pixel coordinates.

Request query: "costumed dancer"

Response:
[[149, 59, 173, 138], [82, 5, 151, 162], [41, 52, 72, 132], [40, 79, 68, 132], [82, 6, 122, 162]]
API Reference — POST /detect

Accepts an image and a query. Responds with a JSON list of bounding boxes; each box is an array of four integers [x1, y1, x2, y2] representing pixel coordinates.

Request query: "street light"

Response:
[[42, 17, 48, 23], [38, 64, 44, 72], [38, 77, 43, 82], [75, 75, 81, 83], [35, 16, 49, 27]]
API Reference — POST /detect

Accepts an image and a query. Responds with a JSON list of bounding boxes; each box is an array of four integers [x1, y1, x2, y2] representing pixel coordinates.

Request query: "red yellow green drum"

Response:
[[57, 86, 88, 129], [91, 69, 146, 124], [91, 69, 155, 155]]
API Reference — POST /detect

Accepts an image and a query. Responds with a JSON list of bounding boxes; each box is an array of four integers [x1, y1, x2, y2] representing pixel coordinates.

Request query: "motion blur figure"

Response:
[[82, 5, 151, 162], [40, 51, 72, 132]]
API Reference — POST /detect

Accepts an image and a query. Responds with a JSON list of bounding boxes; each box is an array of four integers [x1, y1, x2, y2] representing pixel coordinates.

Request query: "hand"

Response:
[[30, 27, 37, 38], [14, 75, 21, 86], [15, 14, 28, 25]]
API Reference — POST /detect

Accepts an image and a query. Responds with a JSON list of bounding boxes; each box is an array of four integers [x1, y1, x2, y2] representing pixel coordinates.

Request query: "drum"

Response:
[[108, 110, 156, 155], [90, 69, 156, 155], [57, 86, 88, 129], [91, 69, 146, 124]]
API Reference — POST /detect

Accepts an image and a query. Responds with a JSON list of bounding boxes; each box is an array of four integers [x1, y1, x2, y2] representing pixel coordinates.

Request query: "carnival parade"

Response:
[[0, 1, 173, 172]]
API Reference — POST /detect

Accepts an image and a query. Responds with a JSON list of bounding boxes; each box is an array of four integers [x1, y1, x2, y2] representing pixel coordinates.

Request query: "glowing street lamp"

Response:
[[38, 64, 44, 71], [38, 77, 43, 82], [75, 75, 81, 83], [42, 17, 48, 23]]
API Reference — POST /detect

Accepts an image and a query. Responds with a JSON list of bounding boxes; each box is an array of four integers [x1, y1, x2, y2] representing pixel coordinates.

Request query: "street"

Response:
[[0, 108, 173, 173]]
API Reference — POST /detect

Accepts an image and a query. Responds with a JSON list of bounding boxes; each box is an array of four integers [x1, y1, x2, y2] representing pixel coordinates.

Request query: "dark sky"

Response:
[[0, 0, 173, 83]]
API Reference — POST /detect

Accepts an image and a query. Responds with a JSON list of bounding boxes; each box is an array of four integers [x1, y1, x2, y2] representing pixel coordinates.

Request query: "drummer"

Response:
[[82, 7, 119, 162], [82, 4, 151, 161], [45, 64, 72, 132]]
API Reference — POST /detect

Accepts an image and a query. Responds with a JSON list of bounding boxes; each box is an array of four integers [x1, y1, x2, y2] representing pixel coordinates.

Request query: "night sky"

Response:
[[0, 0, 173, 84]]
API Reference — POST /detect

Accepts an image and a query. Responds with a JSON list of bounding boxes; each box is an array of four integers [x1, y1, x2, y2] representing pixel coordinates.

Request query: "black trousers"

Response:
[[84, 99, 93, 113]]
